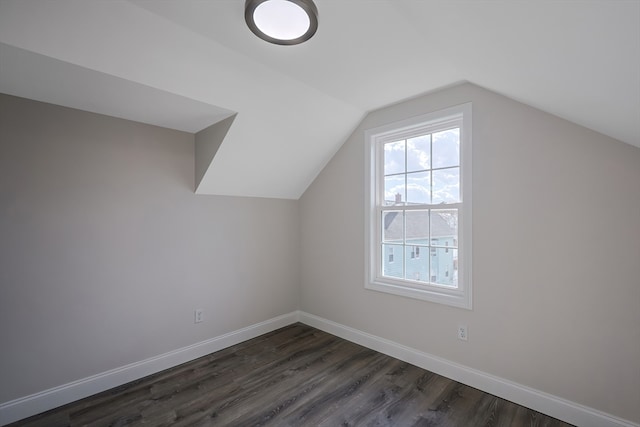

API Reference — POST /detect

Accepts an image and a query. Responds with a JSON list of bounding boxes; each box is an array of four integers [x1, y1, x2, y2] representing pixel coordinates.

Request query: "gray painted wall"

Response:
[[299, 83, 640, 423], [0, 94, 299, 402], [2, 85, 639, 423]]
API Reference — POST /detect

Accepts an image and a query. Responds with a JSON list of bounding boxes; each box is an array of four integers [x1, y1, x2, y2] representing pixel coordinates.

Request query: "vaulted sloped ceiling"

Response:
[[1, 0, 638, 199]]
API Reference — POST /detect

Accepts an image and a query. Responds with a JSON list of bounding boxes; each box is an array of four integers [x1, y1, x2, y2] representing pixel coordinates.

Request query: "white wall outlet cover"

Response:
[[194, 309, 204, 323], [458, 325, 468, 341]]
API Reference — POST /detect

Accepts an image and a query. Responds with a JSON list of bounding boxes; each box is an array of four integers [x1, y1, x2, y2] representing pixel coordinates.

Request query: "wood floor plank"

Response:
[[8, 324, 574, 427]]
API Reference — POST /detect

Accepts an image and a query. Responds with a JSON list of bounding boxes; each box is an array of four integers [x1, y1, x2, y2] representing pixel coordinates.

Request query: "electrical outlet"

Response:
[[457, 325, 468, 341], [194, 309, 204, 324]]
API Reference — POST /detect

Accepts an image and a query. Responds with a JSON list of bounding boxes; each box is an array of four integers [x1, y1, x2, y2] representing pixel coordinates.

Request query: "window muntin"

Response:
[[381, 133, 459, 287], [365, 103, 472, 309]]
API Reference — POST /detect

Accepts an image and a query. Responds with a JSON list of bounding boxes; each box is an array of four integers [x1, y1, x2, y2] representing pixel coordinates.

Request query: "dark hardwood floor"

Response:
[[9, 323, 573, 426]]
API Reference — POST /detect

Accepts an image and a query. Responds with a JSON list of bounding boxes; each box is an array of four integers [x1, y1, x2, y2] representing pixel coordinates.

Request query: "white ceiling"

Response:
[[0, 43, 235, 133], [1, 0, 638, 199]]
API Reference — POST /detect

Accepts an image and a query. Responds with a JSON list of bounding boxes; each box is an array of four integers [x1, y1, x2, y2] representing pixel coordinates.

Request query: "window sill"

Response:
[[365, 279, 472, 309]]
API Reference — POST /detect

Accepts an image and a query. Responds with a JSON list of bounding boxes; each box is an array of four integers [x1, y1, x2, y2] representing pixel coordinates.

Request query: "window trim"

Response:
[[364, 103, 472, 309]]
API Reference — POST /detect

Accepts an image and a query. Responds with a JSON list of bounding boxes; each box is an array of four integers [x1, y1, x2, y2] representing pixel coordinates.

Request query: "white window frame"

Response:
[[364, 103, 472, 309]]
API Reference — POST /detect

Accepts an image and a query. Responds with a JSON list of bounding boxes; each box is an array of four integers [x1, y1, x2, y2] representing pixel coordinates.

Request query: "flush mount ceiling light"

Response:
[[245, 0, 318, 45]]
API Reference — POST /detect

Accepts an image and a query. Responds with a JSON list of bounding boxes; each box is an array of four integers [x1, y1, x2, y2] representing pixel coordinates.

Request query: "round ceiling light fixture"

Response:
[[245, 0, 318, 45]]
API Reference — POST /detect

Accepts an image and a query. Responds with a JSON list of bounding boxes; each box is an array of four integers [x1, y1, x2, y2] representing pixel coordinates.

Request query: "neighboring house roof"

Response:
[[383, 208, 456, 242]]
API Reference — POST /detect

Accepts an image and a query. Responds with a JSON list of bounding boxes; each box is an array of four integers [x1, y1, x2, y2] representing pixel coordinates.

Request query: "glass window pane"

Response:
[[382, 244, 404, 279], [384, 140, 405, 175], [384, 175, 405, 206], [406, 171, 430, 205], [430, 209, 458, 244], [430, 247, 458, 287], [432, 128, 459, 169], [405, 210, 429, 244], [382, 211, 403, 243], [405, 246, 429, 282], [406, 134, 430, 172], [432, 167, 459, 203]]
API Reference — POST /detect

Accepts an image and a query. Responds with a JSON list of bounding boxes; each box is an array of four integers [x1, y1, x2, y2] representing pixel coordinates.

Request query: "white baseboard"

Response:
[[298, 311, 639, 427], [3, 311, 637, 427], [0, 312, 299, 426]]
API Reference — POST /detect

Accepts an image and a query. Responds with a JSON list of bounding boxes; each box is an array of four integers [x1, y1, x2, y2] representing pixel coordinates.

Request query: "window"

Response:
[[410, 245, 420, 259], [365, 103, 472, 309]]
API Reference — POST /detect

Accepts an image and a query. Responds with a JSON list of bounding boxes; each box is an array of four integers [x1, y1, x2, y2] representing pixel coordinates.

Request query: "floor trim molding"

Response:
[[297, 311, 638, 427], [3, 311, 637, 427], [0, 311, 299, 426]]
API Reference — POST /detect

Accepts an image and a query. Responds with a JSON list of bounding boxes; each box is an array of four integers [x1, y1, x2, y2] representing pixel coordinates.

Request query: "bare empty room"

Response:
[[1, 1, 639, 426]]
